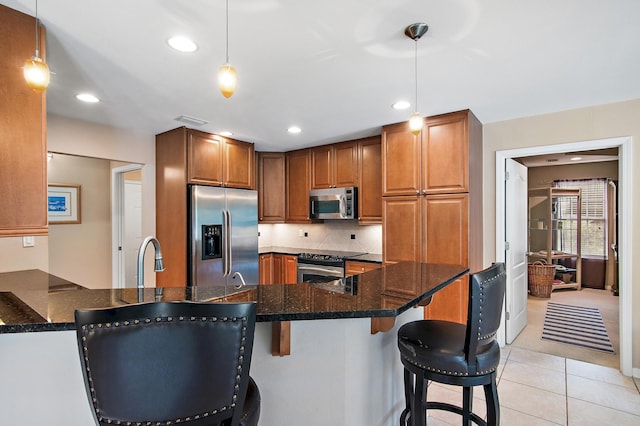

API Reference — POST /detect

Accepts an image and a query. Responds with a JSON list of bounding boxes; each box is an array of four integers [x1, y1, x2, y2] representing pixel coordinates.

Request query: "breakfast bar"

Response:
[[0, 262, 467, 425]]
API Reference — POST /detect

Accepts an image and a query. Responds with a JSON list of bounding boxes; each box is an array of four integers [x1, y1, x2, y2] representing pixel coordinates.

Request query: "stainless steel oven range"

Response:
[[297, 252, 361, 295]]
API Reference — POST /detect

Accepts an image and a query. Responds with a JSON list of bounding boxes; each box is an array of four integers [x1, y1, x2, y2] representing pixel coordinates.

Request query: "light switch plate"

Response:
[[22, 236, 35, 247]]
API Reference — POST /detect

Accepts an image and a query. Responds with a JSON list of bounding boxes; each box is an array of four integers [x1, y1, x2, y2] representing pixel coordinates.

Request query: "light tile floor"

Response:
[[423, 346, 640, 425]]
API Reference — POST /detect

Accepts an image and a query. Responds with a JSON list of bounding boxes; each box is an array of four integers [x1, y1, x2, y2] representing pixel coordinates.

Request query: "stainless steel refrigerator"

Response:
[[188, 185, 258, 287]]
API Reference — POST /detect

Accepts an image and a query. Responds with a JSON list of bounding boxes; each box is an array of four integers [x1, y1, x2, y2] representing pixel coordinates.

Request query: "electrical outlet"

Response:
[[22, 236, 35, 247], [298, 229, 304, 237], [350, 234, 356, 240], [304, 232, 308, 237]]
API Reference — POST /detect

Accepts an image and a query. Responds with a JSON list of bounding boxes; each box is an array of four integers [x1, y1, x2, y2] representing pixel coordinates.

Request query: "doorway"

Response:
[[111, 164, 143, 288], [495, 136, 632, 376]]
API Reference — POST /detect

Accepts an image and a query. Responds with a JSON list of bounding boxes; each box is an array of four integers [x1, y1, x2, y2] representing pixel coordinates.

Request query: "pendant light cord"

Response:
[[225, 0, 229, 63], [34, 0, 40, 57], [414, 39, 418, 113]]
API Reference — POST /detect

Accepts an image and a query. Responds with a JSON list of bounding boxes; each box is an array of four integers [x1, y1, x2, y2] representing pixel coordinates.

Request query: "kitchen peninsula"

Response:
[[0, 261, 466, 425]]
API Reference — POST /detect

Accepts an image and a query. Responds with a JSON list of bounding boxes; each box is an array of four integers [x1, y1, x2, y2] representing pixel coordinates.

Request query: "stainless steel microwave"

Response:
[[309, 187, 357, 220]]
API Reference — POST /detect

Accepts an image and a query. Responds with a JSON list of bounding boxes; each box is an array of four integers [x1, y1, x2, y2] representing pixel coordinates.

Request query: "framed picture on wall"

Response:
[[48, 183, 81, 224]]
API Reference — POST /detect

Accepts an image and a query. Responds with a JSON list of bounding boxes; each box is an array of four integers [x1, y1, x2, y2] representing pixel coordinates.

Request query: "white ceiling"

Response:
[[4, 0, 640, 151]]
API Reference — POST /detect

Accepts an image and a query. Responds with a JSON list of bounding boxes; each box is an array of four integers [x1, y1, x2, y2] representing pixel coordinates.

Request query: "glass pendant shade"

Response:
[[218, 63, 237, 98], [23, 56, 50, 93], [409, 111, 423, 135]]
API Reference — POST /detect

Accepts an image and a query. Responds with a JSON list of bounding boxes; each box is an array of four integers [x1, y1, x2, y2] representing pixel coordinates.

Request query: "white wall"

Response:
[[482, 98, 639, 370]]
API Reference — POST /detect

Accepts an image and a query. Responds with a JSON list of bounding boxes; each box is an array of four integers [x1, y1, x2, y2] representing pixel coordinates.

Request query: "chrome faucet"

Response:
[[137, 236, 165, 289]]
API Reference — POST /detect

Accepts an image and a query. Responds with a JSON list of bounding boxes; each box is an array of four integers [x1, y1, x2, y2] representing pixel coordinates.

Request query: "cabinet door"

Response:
[[285, 149, 311, 222], [259, 254, 274, 284], [422, 111, 471, 194], [188, 130, 223, 185], [382, 121, 421, 196], [283, 255, 298, 284], [0, 7, 47, 236], [382, 196, 421, 263], [310, 145, 333, 189], [423, 194, 469, 324], [358, 137, 382, 223], [273, 254, 285, 283], [223, 138, 254, 189], [258, 152, 285, 223], [332, 140, 359, 188]]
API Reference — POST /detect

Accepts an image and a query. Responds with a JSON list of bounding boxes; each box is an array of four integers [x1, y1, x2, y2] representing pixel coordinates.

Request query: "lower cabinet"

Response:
[[259, 253, 298, 284], [345, 260, 381, 275]]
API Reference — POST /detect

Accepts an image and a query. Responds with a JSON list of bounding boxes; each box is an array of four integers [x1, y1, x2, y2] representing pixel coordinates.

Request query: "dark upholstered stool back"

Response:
[[397, 263, 506, 426], [464, 262, 506, 375], [75, 301, 258, 426]]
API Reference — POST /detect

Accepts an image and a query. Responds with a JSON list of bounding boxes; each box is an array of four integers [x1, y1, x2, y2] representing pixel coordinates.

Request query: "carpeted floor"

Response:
[[510, 287, 620, 369]]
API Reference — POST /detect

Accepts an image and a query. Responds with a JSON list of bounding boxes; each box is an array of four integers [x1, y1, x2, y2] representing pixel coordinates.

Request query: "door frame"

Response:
[[111, 163, 143, 289], [495, 136, 632, 376]]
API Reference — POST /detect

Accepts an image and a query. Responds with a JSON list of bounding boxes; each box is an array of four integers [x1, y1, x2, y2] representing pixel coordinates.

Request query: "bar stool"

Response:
[[75, 301, 260, 426], [397, 263, 506, 426]]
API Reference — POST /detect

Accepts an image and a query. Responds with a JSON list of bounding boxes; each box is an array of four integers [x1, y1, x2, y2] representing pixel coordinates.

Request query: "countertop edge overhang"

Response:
[[0, 262, 468, 334]]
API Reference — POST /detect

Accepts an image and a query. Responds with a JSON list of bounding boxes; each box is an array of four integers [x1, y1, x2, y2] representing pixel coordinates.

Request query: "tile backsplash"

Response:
[[258, 222, 382, 254]]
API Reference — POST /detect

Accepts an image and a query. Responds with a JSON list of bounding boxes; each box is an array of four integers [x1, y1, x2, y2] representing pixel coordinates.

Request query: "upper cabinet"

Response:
[[187, 129, 254, 189], [382, 110, 481, 197], [310, 140, 358, 189], [258, 152, 285, 223], [285, 149, 312, 223], [357, 136, 382, 224], [0, 5, 48, 236]]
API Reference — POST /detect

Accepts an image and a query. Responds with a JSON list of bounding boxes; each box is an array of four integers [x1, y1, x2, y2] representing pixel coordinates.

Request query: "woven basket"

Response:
[[528, 260, 555, 298]]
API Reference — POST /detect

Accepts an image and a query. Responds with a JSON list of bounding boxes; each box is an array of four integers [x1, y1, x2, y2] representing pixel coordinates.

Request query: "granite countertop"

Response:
[[0, 262, 468, 333], [258, 246, 382, 263]]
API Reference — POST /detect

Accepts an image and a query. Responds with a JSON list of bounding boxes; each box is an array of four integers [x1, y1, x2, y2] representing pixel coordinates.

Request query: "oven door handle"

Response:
[[298, 265, 343, 276]]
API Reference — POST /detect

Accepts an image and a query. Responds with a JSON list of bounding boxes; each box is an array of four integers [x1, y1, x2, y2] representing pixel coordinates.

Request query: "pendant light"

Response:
[[217, 0, 237, 98], [405, 23, 428, 135], [23, 0, 50, 93]]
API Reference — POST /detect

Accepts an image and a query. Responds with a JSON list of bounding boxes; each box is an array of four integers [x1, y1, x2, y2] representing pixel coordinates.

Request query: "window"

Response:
[[554, 179, 607, 257]]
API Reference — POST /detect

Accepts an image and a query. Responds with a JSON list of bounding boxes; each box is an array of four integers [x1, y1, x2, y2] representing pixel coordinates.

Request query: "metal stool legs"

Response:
[[401, 367, 500, 426]]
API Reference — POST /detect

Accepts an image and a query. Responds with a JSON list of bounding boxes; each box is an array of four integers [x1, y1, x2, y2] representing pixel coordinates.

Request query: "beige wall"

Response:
[[483, 98, 639, 371], [48, 155, 112, 288], [527, 161, 618, 189]]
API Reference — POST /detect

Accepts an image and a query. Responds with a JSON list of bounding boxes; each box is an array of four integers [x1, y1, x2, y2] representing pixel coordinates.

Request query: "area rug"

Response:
[[541, 302, 615, 353]]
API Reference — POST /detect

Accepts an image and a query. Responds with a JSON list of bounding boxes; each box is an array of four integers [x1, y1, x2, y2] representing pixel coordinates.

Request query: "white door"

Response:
[[124, 180, 143, 287], [505, 159, 529, 343]]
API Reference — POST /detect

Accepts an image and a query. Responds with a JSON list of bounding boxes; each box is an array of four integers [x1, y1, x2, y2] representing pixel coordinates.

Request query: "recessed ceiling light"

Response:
[[392, 101, 411, 110], [570, 157, 583, 161], [76, 93, 100, 103], [219, 131, 233, 137], [288, 126, 302, 134], [168, 36, 197, 53]]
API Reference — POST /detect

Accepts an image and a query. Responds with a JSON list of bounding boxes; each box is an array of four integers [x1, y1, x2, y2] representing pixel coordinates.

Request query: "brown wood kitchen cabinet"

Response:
[[310, 140, 358, 189], [0, 5, 48, 236], [258, 152, 285, 223], [382, 110, 482, 324], [187, 129, 254, 189], [285, 149, 312, 223], [260, 253, 297, 284], [357, 136, 382, 223], [259, 254, 274, 284], [155, 127, 255, 286]]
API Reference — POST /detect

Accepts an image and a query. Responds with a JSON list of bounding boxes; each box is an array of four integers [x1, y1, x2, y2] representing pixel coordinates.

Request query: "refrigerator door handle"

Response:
[[227, 209, 233, 276], [222, 210, 229, 276]]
